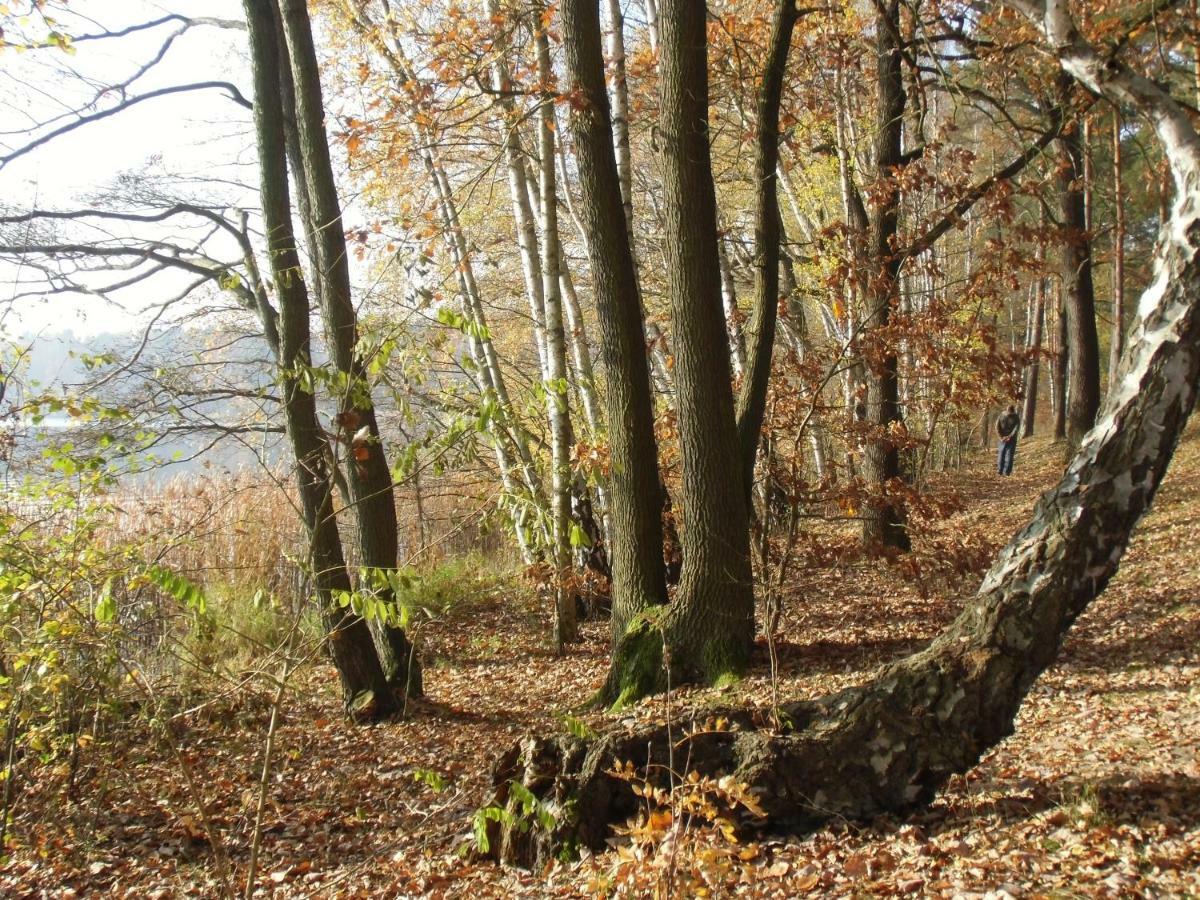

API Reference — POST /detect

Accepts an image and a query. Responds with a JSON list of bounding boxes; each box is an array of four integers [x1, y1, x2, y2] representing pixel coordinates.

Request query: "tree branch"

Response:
[[0, 82, 252, 170]]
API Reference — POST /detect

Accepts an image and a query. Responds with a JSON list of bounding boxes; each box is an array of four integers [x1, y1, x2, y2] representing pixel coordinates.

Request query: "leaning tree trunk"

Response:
[[481, 0, 1200, 865], [243, 0, 396, 721]]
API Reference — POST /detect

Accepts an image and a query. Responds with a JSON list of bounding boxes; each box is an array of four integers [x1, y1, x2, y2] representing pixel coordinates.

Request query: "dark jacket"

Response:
[[997, 411, 1020, 441]]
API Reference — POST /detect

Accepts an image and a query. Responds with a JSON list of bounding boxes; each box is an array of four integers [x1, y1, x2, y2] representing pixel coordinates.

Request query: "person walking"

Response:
[[996, 404, 1021, 476]]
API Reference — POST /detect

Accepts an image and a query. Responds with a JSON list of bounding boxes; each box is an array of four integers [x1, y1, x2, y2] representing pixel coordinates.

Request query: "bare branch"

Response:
[[0, 82, 252, 170]]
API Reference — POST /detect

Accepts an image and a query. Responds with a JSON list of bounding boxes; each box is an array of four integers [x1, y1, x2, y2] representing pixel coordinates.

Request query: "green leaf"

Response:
[[436, 306, 467, 331], [94, 578, 116, 623], [147, 565, 207, 615], [568, 523, 592, 549]]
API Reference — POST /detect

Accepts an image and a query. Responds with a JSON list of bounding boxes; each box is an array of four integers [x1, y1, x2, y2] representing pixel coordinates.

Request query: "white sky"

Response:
[[0, 1, 252, 337]]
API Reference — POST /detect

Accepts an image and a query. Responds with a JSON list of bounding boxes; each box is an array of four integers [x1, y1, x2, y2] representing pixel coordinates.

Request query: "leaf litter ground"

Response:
[[3, 431, 1198, 897]]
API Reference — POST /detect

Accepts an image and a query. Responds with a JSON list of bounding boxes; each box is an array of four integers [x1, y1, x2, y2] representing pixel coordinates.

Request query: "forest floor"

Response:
[[4, 428, 1200, 898]]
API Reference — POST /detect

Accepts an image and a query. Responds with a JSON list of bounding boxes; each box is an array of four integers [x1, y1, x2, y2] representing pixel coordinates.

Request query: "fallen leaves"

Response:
[[2, 433, 1199, 897]]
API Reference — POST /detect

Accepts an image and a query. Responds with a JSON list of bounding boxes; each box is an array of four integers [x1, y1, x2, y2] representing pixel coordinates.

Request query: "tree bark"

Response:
[[334, 1, 552, 558], [277, 0, 419, 698], [485, 0, 551, 382], [560, 0, 668, 649], [860, 0, 911, 552], [599, 0, 754, 703], [717, 234, 747, 379], [242, 0, 395, 720], [481, 0, 1200, 864], [1056, 74, 1102, 453], [734, 0, 799, 503], [1052, 277, 1068, 441], [1023, 210, 1047, 437], [1022, 273, 1045, 437], [534, 15, 578, 650], [1109, 110, 1126, 389]]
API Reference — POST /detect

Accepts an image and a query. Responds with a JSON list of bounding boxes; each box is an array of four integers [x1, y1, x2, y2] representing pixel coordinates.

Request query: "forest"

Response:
[[0, 0, 1198, 895]]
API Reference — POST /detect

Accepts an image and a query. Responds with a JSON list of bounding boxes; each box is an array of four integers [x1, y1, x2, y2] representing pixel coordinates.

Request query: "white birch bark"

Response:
[[336, 1, 550, 550], [717, 231, 747, 378], [641, 0, 659, 54], [534, 16, 577, 647], [484, 0, 550, 381]]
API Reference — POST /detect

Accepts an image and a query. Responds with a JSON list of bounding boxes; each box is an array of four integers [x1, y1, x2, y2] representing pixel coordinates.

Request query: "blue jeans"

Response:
[[997, 438, 1016, 475]]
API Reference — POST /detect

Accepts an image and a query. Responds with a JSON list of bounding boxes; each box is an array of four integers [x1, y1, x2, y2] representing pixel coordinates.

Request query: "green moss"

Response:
[[711, 670, 742, 690], [596, 612, 666, 710]]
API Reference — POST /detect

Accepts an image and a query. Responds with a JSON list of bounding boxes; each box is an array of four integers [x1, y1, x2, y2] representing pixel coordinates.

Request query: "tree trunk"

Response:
[[277, 0, 419, 698], [1052, 277, 1068, 441], [486, 0, 551, 382], [716, 234, 746, 379], [1109, 110, 1126, 389], [604, 0, 636, 246], [560, 0, 667, 648], [1023, 211, 1047, 438], [534, 16, 578, 650], [734, 0, 799, 503], [861, 0, 911, 552], [481, 3, 1200, 862], [1022, 273, 1045, 437], [1056, 74, 1102, 452], [335, 1, 552, 557], [242, 0, 396, 720], [598, 0, 754, 704]]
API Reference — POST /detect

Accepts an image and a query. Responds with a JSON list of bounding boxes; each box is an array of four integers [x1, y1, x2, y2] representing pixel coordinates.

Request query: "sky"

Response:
[[0, 1, 252, 338]]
